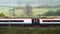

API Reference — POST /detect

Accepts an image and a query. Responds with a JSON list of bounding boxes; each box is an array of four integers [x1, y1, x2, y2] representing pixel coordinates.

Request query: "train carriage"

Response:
[[0, 18, 35, 27], [39, 18, 60, 27], [0, 18, 60, 27]]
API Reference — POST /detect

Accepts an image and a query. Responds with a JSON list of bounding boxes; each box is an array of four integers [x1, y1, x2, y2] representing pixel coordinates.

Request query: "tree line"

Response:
[[43, 9, 60, 16], [36, 9, 60, 18], [35, 5, 60, 9]]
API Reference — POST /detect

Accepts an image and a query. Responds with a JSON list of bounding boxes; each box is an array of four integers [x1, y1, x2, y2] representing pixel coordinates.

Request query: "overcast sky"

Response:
[[0, 0, 60, 5]]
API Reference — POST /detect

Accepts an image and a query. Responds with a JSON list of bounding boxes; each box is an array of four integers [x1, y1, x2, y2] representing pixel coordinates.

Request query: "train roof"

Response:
[[38, 16, 60, 19], [0, 18, 32, 19]]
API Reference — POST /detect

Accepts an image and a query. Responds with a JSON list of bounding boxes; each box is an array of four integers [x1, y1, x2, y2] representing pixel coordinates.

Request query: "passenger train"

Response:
[[0, 18, 60, 27]]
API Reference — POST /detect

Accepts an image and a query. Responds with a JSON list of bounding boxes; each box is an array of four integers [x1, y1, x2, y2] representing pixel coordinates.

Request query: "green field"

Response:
[[0, 9, 57, 18], [0, 27, 60, 34]]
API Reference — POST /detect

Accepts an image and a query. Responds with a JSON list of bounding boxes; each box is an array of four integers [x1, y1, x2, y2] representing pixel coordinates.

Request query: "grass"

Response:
[[0, 9, 57, 18], [0, 27, 60, 34], [0, 9, 24, 17]]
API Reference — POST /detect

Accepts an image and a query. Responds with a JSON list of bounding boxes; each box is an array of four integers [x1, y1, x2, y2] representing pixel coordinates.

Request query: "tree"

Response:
[[43, 10, 55, 16], [9, 8, 16, 18], [0, 13, 7, 18], [24, 4, 33, 16], [55, 9, 60, 16]]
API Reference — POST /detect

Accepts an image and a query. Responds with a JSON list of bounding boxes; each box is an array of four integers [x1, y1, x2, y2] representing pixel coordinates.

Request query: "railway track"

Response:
[[0, 24, 60, 28]]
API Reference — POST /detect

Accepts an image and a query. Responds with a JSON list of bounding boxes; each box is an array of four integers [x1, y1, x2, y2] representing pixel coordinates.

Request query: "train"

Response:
[[0, 18, 60, 27]]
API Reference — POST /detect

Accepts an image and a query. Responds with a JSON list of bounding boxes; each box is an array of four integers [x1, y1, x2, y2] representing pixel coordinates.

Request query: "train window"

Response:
[[43, 20, 60, 22], [10, 20, 24, 22], [0, 20, 9, 22]]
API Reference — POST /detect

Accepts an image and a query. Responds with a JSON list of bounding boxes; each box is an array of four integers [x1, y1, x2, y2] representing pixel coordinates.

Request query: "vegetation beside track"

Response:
[[0, 27, 60, 34]]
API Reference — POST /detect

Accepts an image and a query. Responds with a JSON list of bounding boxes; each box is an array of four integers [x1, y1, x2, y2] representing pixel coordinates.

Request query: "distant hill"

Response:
[[35, 5, 60, 9]]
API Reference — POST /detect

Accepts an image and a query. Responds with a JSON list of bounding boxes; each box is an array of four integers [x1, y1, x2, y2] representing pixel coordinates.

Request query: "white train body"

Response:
[[0, 18, 60, 26], [0, 18, 60, 24], [0, 18, 32, 24], [39, 18, 60, 24]]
